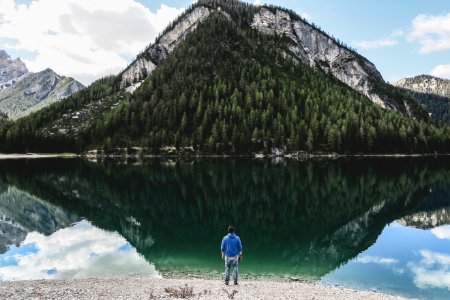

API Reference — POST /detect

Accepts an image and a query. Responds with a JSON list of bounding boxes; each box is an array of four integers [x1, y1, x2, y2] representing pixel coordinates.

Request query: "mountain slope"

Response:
[[0, 68, 85, 119], [394, 75, 450, 123], [395, 75, 450, 98], [0, 50, 85, 120], [121, 0, 425, 118], [0, 1, 448, 154], [82, 11, 446, 154]]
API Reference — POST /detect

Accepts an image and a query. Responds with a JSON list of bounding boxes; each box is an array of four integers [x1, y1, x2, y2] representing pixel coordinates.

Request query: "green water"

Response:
[[0, 158, 450, 299]]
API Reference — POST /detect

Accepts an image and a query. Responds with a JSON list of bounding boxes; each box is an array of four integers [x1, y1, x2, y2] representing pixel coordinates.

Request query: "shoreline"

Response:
[[0, 276, 409, 300], [0, 152, 448, 160], [0, 153, 78, 159]]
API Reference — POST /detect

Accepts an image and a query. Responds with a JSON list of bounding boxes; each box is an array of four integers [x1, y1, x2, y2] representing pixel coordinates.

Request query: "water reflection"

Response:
[[323, 223, 450, 299], [0, 186, 78, 253], [0, 220, 159, 281], [0, 158, 449, 298]]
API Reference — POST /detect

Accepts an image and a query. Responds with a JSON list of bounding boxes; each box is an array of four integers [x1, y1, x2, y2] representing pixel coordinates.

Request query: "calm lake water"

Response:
[[0, 158, 450, 299]]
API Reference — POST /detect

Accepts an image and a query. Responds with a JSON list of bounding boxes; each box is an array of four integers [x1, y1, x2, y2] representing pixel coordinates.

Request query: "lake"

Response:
[[0, 157, 449, 299]]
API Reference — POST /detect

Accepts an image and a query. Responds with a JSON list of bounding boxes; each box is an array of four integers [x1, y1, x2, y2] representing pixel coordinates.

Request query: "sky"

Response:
[[0, 0, 449, 85]]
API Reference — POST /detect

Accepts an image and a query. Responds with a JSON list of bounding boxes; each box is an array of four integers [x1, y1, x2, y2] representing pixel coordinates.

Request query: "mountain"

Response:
[[394, 75, 450, 123], [121, 2, 418, 114], [0, 50, 84, 120], [0, 50, 28, 90], [395, 75, 450, 98], [1, 0, 449, 154]]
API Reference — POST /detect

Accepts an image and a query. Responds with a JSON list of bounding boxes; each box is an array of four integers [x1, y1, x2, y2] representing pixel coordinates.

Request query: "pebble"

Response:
[[0, 277, 410, 300]]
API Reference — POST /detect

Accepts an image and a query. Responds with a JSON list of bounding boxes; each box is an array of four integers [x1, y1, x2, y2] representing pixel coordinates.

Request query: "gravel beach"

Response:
[[0, 277, 409, 299]]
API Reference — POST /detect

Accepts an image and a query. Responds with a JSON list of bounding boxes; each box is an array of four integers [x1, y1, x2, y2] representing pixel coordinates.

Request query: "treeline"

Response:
[[401, 88, 450, 124], [0, 76, 120, 153], [1, 13, 450, 154], [83, 14, 450, 154], [3, 158, 450, 275]]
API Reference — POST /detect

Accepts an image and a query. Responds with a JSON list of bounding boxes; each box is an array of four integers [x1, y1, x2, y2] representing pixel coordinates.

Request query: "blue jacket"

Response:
[[221, 233, 242, 257]]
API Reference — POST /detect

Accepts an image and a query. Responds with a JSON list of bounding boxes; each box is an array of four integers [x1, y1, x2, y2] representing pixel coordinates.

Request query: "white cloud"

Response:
[[353, 29, 406, 50], [409, 250, 450, 290], [355, 255, 399, 265], [410, 13, 450, 54], [0, 220, 159, 281], [353, 38, 398, 50], [430, 64, 450, 79], [0, 0, 184, 85]]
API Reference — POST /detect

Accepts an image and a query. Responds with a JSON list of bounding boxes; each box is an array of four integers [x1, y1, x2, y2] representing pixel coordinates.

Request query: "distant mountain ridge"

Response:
[[0, 50, 28, 90], [394, 75, 450, 123], [0, 50, 84, 119], [395, 75, 450, 98]]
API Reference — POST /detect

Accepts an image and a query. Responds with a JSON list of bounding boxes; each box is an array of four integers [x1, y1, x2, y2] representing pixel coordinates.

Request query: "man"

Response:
[[221, 225, 243, 285]]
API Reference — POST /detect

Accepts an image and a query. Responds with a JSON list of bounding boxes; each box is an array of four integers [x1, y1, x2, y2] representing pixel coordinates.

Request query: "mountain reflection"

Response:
[[0, 220, 159, 281], [0, 158, 450, 279]]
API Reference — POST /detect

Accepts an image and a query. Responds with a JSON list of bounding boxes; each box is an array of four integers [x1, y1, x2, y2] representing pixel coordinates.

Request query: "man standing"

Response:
[[221, 225, 243, 285]]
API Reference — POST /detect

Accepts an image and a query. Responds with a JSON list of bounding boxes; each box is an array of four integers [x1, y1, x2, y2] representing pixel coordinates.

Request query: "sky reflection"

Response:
[[0, 220, 160, 281], [323, 223, 450, 299]]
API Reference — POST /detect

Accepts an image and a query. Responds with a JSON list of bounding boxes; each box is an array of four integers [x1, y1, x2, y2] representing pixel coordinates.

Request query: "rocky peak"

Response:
[[120, 6, 212, 89], [23, 69, 62, 100], [251, 7, 389, 109], [394, 75, 450, 99], [0, 50, 10, 60], [0, 49, 29, 87], [0, 67, 84, 119], [118, 1, 417, 115]]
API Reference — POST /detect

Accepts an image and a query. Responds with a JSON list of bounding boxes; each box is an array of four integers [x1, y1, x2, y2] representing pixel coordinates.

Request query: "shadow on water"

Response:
[[1, 157, 450, 279]]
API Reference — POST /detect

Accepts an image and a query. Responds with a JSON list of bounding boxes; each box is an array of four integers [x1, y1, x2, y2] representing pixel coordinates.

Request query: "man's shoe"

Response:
[[225, 282, 229, 285], [234, 282, 238, 285]]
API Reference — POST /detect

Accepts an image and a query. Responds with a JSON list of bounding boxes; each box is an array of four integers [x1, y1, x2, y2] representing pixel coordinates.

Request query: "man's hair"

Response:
[[228, 226, 235, 233]]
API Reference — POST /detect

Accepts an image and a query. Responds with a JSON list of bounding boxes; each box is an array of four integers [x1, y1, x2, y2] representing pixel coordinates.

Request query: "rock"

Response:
[[251, 8, 389, 109], [0, 50, 28, 89], [394, 75, 450, 98], [0, 67, 84, 119], [271, 147, 285, 157], [120, 7, 212, 88]]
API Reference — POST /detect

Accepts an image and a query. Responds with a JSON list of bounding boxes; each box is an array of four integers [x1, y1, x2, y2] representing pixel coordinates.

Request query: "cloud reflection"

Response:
[[409, 250, 450, 290], [0, 220, 159, 281], [431, 225, 450, 240], [355, 255, 399, 265]]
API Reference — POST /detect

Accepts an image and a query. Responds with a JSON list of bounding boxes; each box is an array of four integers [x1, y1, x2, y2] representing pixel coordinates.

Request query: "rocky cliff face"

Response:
[[251, 8, 389, 108], [394, 75, 450, 99], [120, 3, 405, 112], [0, 61, 84, 119], [0, 50, 28, 90], [120, 6, 212, 89]]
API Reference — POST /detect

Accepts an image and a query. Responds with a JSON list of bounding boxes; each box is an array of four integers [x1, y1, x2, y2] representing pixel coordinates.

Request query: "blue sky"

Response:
[[1, 0, 449, 84]]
